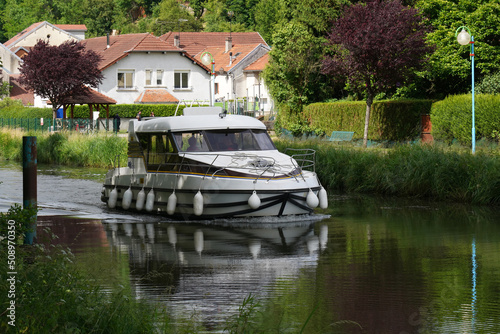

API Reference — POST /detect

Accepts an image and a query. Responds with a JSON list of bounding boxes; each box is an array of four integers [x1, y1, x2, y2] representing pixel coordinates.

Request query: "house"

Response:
[[82, 33, 212, 105], [2, 23, 274, 114], [0, 21, 87, 106], [161, 32, 273, 113]]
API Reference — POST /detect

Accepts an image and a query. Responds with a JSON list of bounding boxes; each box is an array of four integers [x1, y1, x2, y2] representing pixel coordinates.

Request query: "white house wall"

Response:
[[98, 52, 211, 104], [0, 44, 22, 81], [10, 24, 80, 48]]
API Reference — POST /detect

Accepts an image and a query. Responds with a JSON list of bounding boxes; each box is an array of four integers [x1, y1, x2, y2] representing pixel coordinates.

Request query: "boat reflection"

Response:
[[101, 216, 329, 326]]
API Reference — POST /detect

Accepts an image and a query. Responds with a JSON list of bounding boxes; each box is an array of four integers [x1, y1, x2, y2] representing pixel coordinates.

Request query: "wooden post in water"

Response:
[[23, 136, 37, 245]]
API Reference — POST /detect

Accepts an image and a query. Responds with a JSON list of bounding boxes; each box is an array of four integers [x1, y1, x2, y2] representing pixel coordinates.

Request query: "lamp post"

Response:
[[201, 51, 215, 107], [455, 26, 475, 154]]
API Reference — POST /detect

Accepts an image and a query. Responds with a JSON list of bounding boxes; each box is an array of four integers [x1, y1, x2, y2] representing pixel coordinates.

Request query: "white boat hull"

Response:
[[102, 170, 324, 218]]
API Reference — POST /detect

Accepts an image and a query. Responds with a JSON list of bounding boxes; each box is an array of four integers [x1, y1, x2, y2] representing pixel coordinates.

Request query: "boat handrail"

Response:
[[283, 148, 316, 173]]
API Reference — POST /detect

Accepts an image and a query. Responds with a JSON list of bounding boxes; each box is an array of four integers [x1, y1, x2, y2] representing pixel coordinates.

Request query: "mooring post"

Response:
[[23, 136, 37, 245]]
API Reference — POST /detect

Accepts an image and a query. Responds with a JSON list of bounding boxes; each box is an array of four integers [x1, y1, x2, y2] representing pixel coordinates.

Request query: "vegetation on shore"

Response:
[[1, 128, 499, 205]]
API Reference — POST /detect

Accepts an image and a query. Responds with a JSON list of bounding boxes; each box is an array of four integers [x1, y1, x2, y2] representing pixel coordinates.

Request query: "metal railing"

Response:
[[115, 150, 315, 184], [0, 118, 117, 133]]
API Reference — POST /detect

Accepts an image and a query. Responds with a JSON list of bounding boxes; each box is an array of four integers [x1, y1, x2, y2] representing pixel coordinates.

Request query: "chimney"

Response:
[[225, 37, 232, 53], [174, 35, 180, 47], [106, 32, 110, 48]]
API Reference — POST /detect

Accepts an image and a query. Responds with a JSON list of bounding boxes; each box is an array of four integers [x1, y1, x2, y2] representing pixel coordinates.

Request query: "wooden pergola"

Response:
[[60, 87, 117, 121]]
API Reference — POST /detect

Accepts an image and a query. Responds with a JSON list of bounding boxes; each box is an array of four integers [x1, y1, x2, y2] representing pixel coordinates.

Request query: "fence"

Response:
[[0, 118, 116, 133]]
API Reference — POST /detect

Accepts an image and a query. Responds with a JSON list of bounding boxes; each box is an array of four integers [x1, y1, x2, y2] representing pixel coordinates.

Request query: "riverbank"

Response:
[[1, 128, 499, 205]]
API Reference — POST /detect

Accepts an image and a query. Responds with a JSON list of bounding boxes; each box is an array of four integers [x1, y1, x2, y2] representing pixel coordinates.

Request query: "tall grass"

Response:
[[276, 139, 500, 205], [0, 129, 127, 168]]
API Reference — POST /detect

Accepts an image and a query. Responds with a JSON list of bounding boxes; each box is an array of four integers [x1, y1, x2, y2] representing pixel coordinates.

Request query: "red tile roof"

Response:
[[83, 33, 191, 71], [54, 24, 87, 32], [60, 87, 117, 105], [134, 89, 179, 103], [196, 44, 262, 73], [160, 32, 268, 56], [9, 75, 34, 106], [244, 53, 269, 72]]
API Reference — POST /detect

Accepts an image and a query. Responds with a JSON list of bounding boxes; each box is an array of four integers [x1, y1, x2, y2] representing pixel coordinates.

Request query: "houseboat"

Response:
[[101, 107, 328, 219]]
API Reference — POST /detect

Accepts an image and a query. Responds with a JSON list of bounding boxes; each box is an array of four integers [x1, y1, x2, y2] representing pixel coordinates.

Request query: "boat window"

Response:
[[174, 132, 209, 152], [173, 129, 275, 152], [137, 133, 178, 170]]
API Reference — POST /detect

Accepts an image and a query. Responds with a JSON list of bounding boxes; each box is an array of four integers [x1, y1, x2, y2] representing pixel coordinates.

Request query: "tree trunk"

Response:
[[363, 95, 373, 148]]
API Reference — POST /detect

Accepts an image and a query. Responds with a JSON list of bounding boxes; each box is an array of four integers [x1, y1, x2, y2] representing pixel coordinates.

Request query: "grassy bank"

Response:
[[0, 129, 127, 168], [2, 128, 499, 205], [275, 139, 500, 205]]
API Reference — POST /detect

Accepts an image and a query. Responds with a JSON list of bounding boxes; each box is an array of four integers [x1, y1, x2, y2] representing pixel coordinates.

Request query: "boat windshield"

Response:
[[174, 129, 275, 152]]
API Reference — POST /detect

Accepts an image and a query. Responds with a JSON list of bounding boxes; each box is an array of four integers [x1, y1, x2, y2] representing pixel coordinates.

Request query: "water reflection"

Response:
[[101, 217, 329, 327]]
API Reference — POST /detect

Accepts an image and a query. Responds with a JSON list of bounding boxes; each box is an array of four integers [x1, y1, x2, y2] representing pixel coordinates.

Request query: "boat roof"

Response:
[[134, 114, 267, 133]]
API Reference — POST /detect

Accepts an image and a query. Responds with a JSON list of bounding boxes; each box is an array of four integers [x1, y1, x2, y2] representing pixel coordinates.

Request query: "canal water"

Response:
[[1, 161, 500, 333]]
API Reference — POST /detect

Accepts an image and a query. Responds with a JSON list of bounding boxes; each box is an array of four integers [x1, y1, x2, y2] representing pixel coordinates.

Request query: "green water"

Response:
[[39, 197, 500, 333], [2, 161, 499, 333]]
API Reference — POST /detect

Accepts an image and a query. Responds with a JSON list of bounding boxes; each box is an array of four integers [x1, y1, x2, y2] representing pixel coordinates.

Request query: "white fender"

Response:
[[122, 187, 133, 210], [194, 229, 204, 254], [248, 191, 261, 209], [108, 187, 118, 208], [193, 191, 204, 216], [136, 188, 146, 211], [306, 189, 319, 208], [319, 187, 328, 209], [167, 192, 177, 215], [145, 189, 155, 212]]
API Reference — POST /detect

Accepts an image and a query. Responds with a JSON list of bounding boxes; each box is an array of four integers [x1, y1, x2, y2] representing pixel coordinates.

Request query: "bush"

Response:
[[279, 99, 434, 141], [476, 71, 500, 94], [0, 103, 185, 119], [431, 94, 500, 144]]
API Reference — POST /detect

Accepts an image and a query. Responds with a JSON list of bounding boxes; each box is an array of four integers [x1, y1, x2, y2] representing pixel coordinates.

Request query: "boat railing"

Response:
[[113, 151, 313, 183], [283, 148, 316, 173]]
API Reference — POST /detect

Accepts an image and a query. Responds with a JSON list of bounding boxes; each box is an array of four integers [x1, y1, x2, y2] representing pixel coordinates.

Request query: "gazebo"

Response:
[[60, 87, 117, 125]]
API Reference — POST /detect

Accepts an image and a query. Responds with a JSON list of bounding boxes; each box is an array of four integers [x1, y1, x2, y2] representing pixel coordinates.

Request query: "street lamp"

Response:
[[455, 26, 475, 154], [201, 51, 215, 107]]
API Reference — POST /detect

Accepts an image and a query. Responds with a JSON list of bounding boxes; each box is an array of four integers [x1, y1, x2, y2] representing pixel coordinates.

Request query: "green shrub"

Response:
[[275, 140, 500, 205], [476, 71, 500, 94], [431, 94, 500, 144], [0, 103, 185, 119], [293, 99, 433, 141], [71, 104, 185, 118]]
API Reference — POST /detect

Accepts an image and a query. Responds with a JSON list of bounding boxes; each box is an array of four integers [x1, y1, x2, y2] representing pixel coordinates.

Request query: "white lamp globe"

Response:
[[457, 28, 471, 46], [201, 53, 212, 66]]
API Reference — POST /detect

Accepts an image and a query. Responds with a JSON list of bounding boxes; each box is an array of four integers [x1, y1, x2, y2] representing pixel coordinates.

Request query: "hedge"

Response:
[[278, 99, 434, 141], [431, 94, 500, 144], [0, 103, 186, 119]]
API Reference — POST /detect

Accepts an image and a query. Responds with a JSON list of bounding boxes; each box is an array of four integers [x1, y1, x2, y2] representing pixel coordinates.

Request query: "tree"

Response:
[[416, 0, 500, 98], [263, 22, 326, 113], [19, 40, 103, 119], [323, 0, 434, 147]]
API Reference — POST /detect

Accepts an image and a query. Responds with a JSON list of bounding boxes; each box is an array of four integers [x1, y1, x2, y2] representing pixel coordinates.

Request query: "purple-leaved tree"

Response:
[[19, 39, 103, 119], [323, 0, 434, 147]]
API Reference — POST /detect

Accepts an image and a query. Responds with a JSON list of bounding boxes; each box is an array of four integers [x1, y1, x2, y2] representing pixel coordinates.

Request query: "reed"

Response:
[[0, 129, 127, 168], [276, 139, 500, 205]]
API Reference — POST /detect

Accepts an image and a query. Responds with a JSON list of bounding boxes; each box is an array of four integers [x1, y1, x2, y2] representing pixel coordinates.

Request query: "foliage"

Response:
[[476, 71, 500, 95], [263, 22, 327, 113], [0, 203, 37, 242], [323, 0, 434, 146], [71, 103, 184, 118], [431, 94, 500, 145], [152, 0, 203, 36], [281, 99, 433, 141], [0, 81, 11, 99], [18, 40, 104, 118], [275, 140, 500, 205], [416, 0, 500, 98], [0, 208, 157, 332], [0, 129, 128, 167]]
